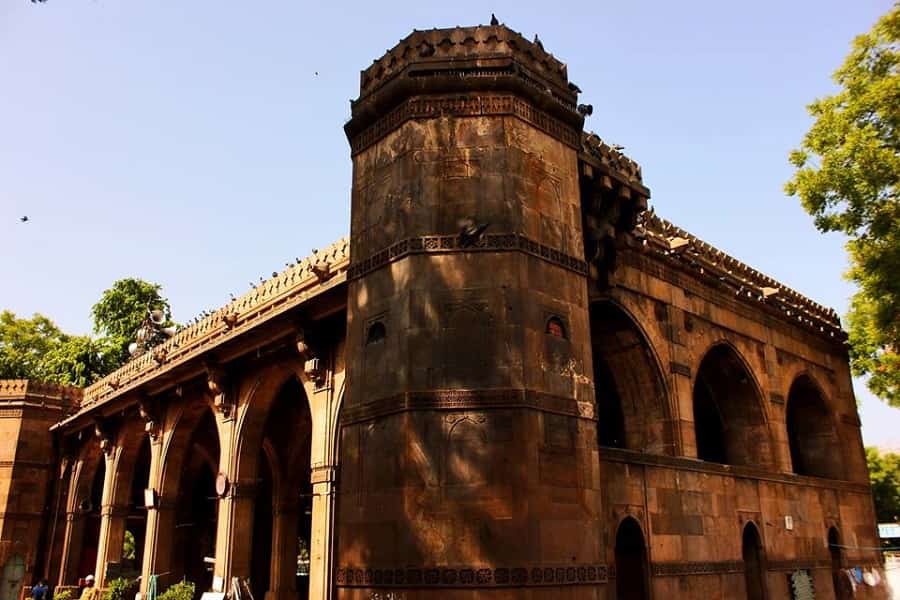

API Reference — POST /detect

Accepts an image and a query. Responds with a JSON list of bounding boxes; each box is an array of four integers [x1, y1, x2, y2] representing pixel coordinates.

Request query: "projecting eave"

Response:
[[53, 238, 351, 432], [636, 212, 846, 341]]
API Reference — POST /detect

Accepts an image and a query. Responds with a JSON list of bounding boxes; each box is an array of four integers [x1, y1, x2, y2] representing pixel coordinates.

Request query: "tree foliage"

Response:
[[91, 278, 172, 365], [0, 311, 66, 380], [0, 278, 173, 388], [786, 4, 900, 405], [866, 446, 900, 522]]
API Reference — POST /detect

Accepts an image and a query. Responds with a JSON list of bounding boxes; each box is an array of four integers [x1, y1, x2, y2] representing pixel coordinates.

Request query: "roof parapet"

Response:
[[638, 211, 845, 339], [79, 237, 350, 409]]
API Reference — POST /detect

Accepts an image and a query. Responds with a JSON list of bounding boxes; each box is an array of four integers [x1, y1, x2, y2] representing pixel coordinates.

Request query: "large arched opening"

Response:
[[78, 453, 105, 580], [171, 409, 220, 594], [590, 302, 672, 454], [614, 517, 649, 600], [241, 376, 313, 600], [787, 375, 843, 479], [124, 437, 151, 573], [742, 522, 766, 600], [94, 416, 154, 585], [692, 344, 773, 467]]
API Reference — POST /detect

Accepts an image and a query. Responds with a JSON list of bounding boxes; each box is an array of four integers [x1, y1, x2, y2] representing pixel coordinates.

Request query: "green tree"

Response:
[[42, 335, 118, 387], [91, 278, 173, 364], [0, 311, 67, 380], [0, 311, 118, 386], [785, 4, 900, 406], [123, 530, 136, 562], [866, 446, 900, 522]]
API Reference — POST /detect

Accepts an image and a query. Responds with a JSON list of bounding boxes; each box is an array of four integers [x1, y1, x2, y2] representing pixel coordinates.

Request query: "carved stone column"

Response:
[[57, 509, 85, 587], [308, 465, 337, 600], [138, 436, 164, 595], [211, 414, 239, 592], [93, 447, 121, 587]]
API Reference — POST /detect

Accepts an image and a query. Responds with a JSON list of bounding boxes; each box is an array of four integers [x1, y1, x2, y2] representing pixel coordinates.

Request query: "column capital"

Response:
[[310, 465, 337, 485], [100, 505, 130, 518]]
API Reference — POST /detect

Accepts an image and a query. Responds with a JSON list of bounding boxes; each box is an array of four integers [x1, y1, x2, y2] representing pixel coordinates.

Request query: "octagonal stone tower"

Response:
[[339, 24, 600, 598]]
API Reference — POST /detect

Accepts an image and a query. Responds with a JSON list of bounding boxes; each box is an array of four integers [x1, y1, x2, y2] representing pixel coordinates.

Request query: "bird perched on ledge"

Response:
[[458, 218, 490, 247], [490, 13, 499, 26]]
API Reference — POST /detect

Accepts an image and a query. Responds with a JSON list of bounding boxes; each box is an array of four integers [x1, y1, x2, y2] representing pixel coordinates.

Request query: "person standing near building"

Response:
[[79, 576, 99, 600], [31, 580, 48, 600]]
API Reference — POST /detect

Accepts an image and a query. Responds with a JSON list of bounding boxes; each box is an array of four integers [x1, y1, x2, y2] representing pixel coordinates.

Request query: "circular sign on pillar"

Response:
[[215, 472, 229, 497]]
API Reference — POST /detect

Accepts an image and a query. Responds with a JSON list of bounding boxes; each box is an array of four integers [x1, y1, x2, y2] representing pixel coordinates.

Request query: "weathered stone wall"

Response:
[[0, 382, 77, 600], [341, 93, 604, 597]]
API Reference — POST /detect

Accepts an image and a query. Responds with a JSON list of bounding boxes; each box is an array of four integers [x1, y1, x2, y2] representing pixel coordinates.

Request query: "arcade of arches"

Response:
[[35, 298, 880, 600]]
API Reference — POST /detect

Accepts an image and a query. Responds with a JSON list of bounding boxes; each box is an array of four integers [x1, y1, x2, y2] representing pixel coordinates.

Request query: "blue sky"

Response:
[[2, 0, 898, 448]]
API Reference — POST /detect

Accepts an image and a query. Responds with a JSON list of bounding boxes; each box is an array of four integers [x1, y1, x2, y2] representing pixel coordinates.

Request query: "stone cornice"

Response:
[[580, 132, 645, 190], [69, 238, 350, 416], [358, 25, 573, 103], [0, 380, 81, 406], [349, 94, 581, 156], [637, 212, 844, 340]]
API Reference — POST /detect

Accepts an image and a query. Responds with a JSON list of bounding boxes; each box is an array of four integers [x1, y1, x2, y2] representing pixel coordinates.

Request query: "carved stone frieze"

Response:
[[336, 563, 608, 588], [349, 95, 580, 156], [767, 559, 832, 572], [348, 232, 588, 281], [651, 561, 743, 577]]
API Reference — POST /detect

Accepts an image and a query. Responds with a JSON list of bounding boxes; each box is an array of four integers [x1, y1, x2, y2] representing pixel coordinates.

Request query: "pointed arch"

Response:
[[590, 300, 674, 455], [692, 342, 774, 468], [786, 374, 844, 479], [742, 521, 767, 600], [231, 366, 314, 600], [829, 527, 853, 599], [614, 516, 649, 600]]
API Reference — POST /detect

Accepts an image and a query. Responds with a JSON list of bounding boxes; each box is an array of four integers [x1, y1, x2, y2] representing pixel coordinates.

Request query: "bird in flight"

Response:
[[19, 216, 28, 223]]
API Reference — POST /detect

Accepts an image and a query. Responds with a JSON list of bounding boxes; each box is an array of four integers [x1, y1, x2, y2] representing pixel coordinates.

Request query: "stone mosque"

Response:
[[0, 22, 887, 600]]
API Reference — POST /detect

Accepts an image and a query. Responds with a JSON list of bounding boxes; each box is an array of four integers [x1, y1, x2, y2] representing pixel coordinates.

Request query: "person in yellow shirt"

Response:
[[79, 576, 100, 600]]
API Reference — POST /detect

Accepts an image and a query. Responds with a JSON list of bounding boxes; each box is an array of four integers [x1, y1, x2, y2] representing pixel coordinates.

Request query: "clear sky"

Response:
[[2, 0, 898, 448]]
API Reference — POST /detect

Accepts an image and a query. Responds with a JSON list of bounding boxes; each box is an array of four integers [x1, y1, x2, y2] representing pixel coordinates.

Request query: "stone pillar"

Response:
[[308, 466, 336, 600], [211, 417, 239, 592], [94, 449, 121, 587], [57, 510, 85, 587], [139, 437, 164, 595]]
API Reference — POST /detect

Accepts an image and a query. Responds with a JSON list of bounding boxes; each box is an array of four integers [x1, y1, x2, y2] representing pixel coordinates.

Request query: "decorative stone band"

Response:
[[651, 561, 743, 577], [349, 94, 581, 156], [336, 563, 609, 588], [767, 559, 833, 572], [341, 389, 595, 425], [348, 233, 588, 281]]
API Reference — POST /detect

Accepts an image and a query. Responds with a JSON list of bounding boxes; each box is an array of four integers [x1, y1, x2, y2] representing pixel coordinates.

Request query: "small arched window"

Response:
[[546, 316, 567, 339], [366, 321, 386, 345]]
